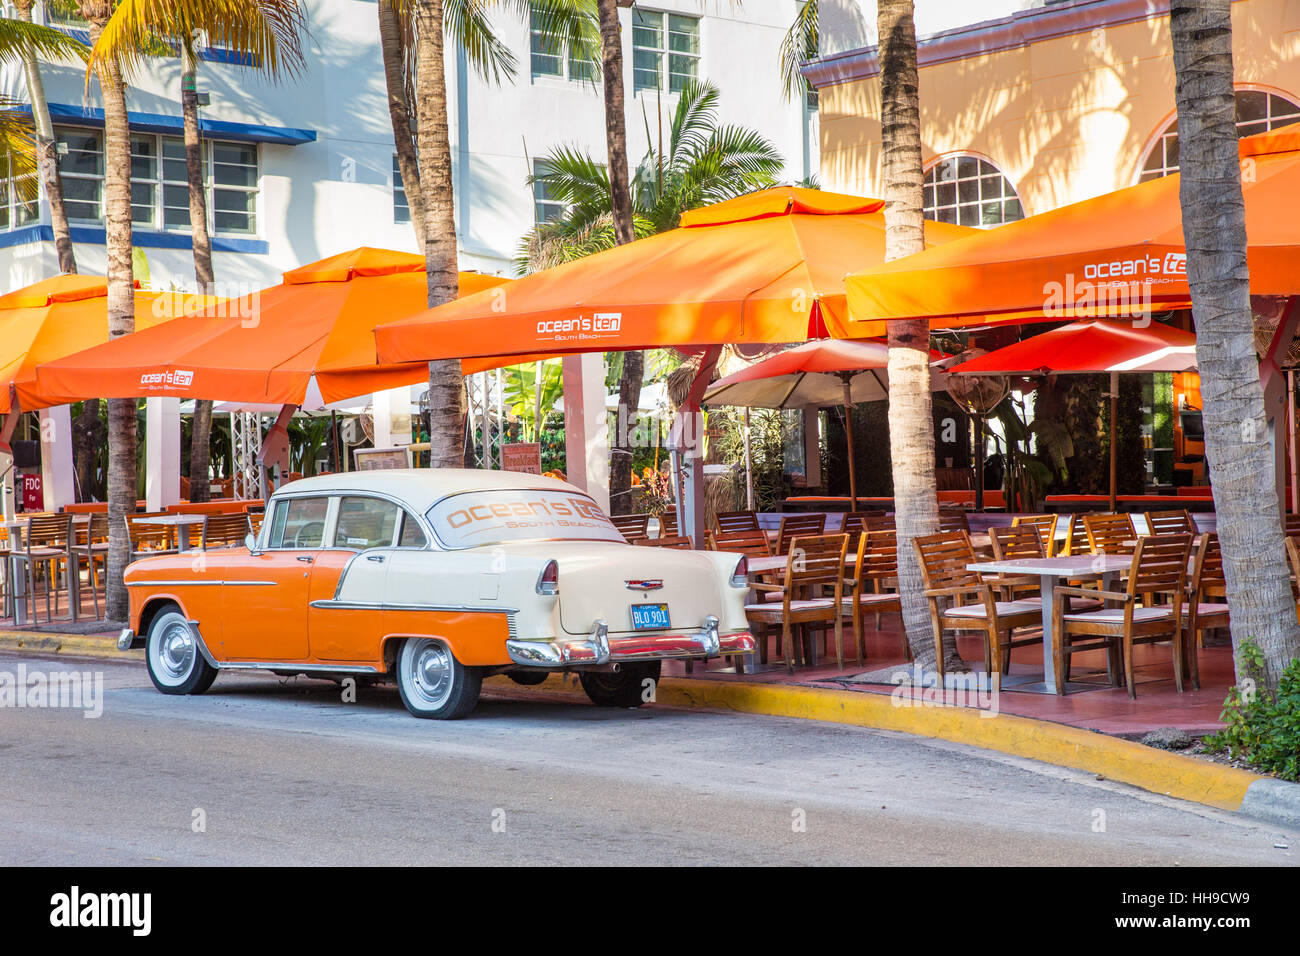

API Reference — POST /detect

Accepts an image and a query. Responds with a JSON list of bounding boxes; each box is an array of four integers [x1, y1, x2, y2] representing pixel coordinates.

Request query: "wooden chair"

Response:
[[841, 510, 887, 534], [714, 510, 760, 534], [862, 513, 896, 533], [610, 513, 651, 543], [1082, 512, 1137, 555], [1287, 536, 1300, 624], [744, 533, 848, 672], [938, 511, 970, 534], [1179, 532, 1228, 690], [842, 529, 904, 665], [1145, 508, 1194, 536], [70, 514, 110, 620], [706, 527, 771, 557], [202, 512, 252, 550], [1052, 533, 1194, 699], [913, 531, 1043, 691], [640, 534, 694, 550], [125, 514, 178, 563], [988, 523, 1048, 604], [1011, 514, 1059, 557], [12, 515, 74, 623], [1285, 513, 1300, 539], [656, 510, 678, 538], [775, 512, 826, 556]]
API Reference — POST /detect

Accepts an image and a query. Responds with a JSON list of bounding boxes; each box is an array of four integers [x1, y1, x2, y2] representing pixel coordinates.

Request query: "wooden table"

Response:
[[966, 554, 1132, 694], [134, 514, 207, 552]]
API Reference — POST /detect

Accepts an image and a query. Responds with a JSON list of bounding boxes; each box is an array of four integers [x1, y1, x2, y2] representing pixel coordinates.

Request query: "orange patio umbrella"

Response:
[[374, 187, 979, 365], [843, 127, 1300, 335], [34, 247, 509, 409], [0, 273, 211, 416]]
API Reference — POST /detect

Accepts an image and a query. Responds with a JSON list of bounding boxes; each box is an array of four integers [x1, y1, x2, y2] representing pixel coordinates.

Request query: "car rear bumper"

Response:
[[506, 616, 755, 667]]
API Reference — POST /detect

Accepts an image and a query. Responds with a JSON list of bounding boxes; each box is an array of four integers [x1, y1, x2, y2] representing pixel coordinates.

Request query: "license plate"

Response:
[[630, 603, 670, 630]]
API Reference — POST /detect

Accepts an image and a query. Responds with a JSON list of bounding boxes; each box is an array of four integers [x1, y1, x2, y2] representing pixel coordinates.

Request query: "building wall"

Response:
[[0, 0, 816, 292], [809, 0, 1300, 215]]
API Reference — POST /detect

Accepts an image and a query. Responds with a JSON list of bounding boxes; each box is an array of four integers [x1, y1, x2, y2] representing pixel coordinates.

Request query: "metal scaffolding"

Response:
[[231, 411, 263, 500]]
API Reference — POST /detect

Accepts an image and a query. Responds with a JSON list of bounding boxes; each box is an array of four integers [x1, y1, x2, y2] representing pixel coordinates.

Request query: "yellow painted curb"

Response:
[[0, 631, 143, 661], [652, 679, 1260, 811], [484, 674, 1258, 810]]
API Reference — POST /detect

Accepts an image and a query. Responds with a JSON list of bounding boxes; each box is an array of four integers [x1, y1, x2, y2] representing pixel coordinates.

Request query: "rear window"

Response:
[[427, 490, 625, 549]]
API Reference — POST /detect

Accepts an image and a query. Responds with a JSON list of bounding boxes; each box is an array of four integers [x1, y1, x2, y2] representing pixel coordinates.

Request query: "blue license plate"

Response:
[[630, 603, 670, 630]]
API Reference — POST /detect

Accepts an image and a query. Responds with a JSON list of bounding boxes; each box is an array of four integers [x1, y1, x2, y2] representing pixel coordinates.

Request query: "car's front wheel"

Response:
[[395, 638, 481, 719], [580, 661, 661, 708], [145, 608, 218, 696]]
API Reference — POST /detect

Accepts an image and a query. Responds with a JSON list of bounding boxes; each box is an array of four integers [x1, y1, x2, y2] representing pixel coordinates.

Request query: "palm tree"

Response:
[[7, 4, 88, 273], [1169, 0, 1300, 693], [92, 0, 308, 503], [383, 0, 597, 467], [779, 0, 818, 101], [76, 0, 134, 621], [877, 0, 950, 671], [517, 79, 784, 268]]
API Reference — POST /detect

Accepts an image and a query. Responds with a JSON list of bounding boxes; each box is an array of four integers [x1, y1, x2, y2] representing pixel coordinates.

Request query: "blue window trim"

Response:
[[0, 223, 268, 255], [25, 103, 315, 146], [54, 26, 255, 67]]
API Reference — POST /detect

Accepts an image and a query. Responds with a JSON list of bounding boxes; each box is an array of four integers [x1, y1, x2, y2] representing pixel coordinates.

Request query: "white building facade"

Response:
[[0, 0, 819, 290]]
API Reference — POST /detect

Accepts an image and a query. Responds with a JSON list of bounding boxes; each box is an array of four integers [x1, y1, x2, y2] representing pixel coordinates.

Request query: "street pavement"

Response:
[[0, 652, 1294, 866]]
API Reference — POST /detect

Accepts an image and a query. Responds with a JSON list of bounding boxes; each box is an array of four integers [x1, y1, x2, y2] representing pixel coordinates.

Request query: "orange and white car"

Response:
[[119, 469, 755, 718]]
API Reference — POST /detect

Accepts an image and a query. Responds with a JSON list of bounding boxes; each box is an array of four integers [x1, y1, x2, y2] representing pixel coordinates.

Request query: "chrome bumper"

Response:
[[117, 628, 136, 651], [506, 616, 755, 667]]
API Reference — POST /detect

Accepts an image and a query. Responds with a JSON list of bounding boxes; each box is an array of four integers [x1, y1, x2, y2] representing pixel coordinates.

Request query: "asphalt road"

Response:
[[0, 652, 1294, 866]]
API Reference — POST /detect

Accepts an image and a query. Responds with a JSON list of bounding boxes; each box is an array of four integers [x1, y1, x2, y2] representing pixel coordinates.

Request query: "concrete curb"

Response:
[[1240, 778, 1300, 831], [0, 631, 144, 661]]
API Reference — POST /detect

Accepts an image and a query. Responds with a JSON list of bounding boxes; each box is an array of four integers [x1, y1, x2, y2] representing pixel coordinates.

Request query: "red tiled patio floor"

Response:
[[661, 616, 1234, 736]]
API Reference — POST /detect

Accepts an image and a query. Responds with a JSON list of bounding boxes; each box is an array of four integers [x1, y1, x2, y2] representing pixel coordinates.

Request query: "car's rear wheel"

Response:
[[146, 608, 218, 696], [580, 661, 661, 708], [395, 638, 481, 719]]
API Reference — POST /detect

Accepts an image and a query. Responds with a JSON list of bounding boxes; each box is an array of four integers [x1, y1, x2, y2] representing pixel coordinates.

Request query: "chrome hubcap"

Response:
[[406, 640, 453, 707], [157, 623, 194, 680]]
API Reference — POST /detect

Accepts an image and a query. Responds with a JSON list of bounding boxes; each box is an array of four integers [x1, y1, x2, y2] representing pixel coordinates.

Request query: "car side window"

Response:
[[268, 497, 330, 550], [397, 512, 428, 549], [334, 496, 401, 550]]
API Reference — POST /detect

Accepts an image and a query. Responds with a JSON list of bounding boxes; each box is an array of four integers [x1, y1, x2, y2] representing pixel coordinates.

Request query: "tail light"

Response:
[[535, 559, 559, 596], [729, 555, 749, 589]]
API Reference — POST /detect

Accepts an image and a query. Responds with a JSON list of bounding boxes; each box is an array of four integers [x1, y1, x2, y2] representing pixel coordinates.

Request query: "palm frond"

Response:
[[0, 15, 90, 65], [779, 0, 818, 101], [529, 143, 614, 230], [445, 0, 517, 84], [515, 211, 654, 274], [500, 0, 599, 86], [0, 94, 37, 206], [90, 0, 308, 81], [666, 79, 719, 174]]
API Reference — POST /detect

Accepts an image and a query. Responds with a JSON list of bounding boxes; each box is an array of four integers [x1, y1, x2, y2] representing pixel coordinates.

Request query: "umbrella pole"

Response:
[[974, 415, 985, 513], [1109, 371, 1119, 512], [742, 406, 754, 511], [842, 375, 857, 510]]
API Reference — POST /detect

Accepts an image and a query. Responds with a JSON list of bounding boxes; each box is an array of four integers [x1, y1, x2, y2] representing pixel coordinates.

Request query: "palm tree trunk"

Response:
[[380, 0, 426, 248], [14, 0, 76, 275], [1170, 0, 1300, 692], [598, 0, 641, 513], [83, 2, 135, 621], [413, 0, 464, 468], [878, 0, 950, 671], [181, 43, 215, 503]]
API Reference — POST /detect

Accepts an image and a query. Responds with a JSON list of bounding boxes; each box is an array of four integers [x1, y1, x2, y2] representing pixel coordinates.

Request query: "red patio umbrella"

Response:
[[952, 319, 1200, 509]]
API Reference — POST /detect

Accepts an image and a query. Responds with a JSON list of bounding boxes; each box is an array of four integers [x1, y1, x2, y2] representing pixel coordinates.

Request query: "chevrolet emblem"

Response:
[[625, 579, 664, 591]]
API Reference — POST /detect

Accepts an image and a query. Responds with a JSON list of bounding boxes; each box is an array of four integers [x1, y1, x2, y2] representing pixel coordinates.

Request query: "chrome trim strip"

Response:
[[309, 599, 519, 614], [126, 579, 277, 587], [185, 620, 221, 669], [215, 661, 381, 674]]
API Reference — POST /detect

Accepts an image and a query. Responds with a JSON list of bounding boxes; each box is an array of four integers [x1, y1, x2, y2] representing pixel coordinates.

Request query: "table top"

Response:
[[967, 554, 1133, 578], [134, 514, 207, 526], [2, 514, 89, 530]]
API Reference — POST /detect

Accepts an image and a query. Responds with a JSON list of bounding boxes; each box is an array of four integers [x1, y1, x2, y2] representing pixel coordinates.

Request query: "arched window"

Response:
[[923, 155, 1024, 227], [1139, 89, 1300, 181]]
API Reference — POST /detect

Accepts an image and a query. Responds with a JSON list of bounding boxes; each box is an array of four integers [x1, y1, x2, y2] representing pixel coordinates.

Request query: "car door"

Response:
[[308, 495, 412, 662], [218, 494, 330, 661]]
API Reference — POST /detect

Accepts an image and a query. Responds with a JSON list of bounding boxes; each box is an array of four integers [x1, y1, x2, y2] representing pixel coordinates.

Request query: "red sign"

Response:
[[501, 442, 542, 475], [20, 473, 43, 512]]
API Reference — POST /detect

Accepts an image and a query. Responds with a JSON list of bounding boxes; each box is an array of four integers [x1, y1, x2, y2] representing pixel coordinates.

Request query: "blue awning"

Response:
[[25, 103, 316, 146]]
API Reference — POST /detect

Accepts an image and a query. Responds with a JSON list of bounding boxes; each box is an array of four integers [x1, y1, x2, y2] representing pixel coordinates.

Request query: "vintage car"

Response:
[[119, 469, 755, 718]]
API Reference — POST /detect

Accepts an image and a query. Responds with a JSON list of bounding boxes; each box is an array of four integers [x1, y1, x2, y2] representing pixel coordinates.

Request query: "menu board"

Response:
[[354, 446, 412, 471], [501, 442, 542, 475]]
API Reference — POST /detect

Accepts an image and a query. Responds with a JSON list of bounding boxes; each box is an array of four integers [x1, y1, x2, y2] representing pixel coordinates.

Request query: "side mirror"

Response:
[[244, 533, 258, 553]]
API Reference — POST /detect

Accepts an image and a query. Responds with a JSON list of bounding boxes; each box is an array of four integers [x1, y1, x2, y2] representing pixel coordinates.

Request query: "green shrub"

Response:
[[1204, 641, 1300, 781]]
